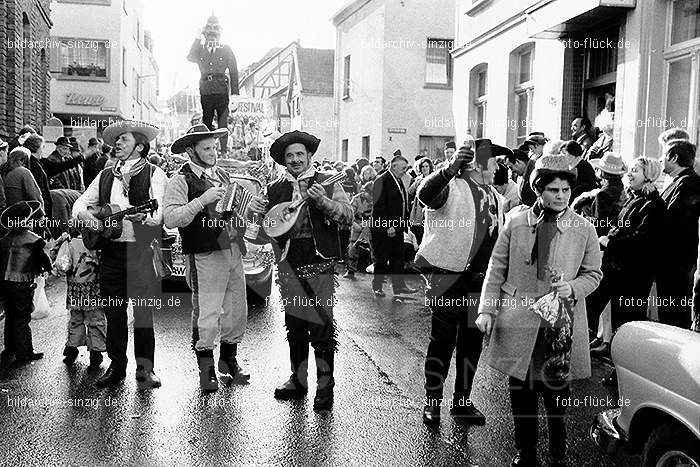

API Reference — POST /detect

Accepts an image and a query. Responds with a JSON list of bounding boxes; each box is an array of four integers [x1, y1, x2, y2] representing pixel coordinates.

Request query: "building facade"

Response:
[[49, 0, 159, 141], [0, 0, 53, 139], [452, 0, 698, 161], [288, 48, 335, 158], [332, 0, 456, 163]]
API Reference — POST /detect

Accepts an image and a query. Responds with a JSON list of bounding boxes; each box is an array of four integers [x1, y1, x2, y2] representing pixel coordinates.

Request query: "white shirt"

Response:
[[72, 158, 167, 242]]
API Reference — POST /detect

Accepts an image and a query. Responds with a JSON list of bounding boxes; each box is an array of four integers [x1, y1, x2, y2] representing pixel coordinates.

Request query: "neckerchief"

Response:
[[113, 157, 147, 196], [283, 166, 316, 202]]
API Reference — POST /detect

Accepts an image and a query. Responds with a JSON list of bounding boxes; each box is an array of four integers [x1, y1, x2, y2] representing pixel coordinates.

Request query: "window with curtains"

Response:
[[511, 45, 534, 146], [469, 64, 488, 138], [343, 55, 351, 99], [425, 38, 453, 87], [664, 0, 700, 142], [53, 38, 110, 81]]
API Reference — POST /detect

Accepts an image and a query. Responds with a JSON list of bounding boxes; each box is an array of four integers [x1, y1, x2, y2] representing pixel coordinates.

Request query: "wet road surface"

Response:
[[0, 273, 639, 466]]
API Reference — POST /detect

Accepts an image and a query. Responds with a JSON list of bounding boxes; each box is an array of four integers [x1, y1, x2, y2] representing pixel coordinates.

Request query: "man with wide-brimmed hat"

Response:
[[416, 138, 511, 426], [163, 123, 250, 391], [0, 201, 52, 372], [248, 130, 353, 411], [187, 14, 239, 154], [72, 119, 166, 389]]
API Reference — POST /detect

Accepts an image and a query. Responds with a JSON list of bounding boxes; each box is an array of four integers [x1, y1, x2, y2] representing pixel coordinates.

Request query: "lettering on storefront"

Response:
[[65, 93, 105, 106]]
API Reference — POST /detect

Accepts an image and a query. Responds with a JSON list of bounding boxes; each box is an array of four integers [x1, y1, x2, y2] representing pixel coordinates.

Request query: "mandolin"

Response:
[[81, 199, 159, 250], [263, 172, 345, 238]]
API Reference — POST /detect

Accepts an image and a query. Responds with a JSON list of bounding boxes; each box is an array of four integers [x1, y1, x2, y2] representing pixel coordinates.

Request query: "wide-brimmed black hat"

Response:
[[55, 137, 71, 148], [0, 200, 44, 230], [171, 124, 229, 154], [102, 120, 160, 147], [471, 139, 513, 166], [269, 130, 320, 165]]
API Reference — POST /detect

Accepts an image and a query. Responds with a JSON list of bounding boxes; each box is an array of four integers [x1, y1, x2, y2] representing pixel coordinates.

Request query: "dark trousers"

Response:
[[200, 93, 229, 151], [99, 241, 159, 372], [1, 281, 35, 358], [586, 265, 653, 333], [371, 228, 406, 291], [424, 270, 484, 402], [656, 265, 694, 329], [278, 266, 336, 353], [508, 372, 570, 458]]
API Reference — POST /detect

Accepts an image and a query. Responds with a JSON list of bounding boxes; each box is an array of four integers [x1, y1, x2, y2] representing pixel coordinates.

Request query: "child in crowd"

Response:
[[0, 200, 52, 370], [53, 231, 106, 366], [344, 181, 374, 279]]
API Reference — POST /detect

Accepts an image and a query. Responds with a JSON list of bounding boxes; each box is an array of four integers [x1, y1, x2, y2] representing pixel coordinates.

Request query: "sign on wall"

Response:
[[65, 93, 105, 106]]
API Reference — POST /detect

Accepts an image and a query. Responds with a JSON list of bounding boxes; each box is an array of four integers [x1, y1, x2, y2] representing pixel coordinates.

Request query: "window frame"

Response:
[[341, 139, 349, 162], [470, 64, 488, 138], [343, 55, 351, 99], [52, 37, 111, 82], [662, 0, 700, 143], [510, 44, 535, 147], [425, 38, 454, 89], [361, 135, 370, 158]]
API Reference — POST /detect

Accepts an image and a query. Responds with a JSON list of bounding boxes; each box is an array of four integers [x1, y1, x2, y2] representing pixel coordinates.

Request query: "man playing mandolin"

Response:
[[72, 120, 166, 389], [163, 124, 250, 392], [248, 130, 353, 411]]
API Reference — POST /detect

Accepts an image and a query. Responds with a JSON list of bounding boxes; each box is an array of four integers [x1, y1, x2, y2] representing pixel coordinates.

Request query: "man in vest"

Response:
[[248, 130, 353, 411], [415, 139, 511, 425], [73, 120, 166, 389], [163, 124, 250, 392], [187, 14, 239, 154]]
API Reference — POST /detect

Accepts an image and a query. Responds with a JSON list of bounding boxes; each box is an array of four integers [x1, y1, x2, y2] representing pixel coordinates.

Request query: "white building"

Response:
[[332, 0, 456, 163], [452, 0, 699, 160], [49, 0, 159, 141]]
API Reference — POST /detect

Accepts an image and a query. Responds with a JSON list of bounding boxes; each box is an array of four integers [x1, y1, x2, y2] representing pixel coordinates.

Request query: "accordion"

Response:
[[215, 181, 254, 219]]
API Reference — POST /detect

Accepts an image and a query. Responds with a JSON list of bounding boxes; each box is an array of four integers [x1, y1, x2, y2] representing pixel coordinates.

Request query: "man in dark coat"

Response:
[[187, 14, 239, 154], [563, 140, 599, 202], [659, 139, 700, 329], [571, 117, 594, 154], [23, 134, 84, 220], [371, 153, 415, 297]]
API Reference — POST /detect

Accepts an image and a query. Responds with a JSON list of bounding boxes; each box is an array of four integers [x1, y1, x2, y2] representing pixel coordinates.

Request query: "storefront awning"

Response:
[[526, 0, 636, 39]]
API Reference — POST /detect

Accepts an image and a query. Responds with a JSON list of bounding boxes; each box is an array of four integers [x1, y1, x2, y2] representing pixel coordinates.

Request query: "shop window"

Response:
[[342, 139, 348, 162], [362, 136, 370, 158], [469, 64, 488, 138], [54, 37, 110, 81], [510, 44, 535, 146], [426, 38, 453, 87], [343, 55, 351, 99]]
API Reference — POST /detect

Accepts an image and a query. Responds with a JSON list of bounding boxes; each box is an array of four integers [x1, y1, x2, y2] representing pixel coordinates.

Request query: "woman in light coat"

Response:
[[476, 155, 602, 467]]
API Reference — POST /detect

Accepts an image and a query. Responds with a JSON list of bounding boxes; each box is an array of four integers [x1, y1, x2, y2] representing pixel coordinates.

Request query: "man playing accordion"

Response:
[[163, 124, 250, 392]]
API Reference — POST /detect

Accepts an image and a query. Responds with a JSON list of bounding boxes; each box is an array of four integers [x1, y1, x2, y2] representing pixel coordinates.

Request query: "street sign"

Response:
[[388, 128, 407, 134]]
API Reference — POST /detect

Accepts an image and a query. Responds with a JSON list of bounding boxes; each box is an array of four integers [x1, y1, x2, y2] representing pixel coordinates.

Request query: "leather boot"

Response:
[[95, 364, 126, 388], [196, 349, 218, 392], [313, 349, 335, 411], [219, 343, 250, 383], [274, 341, 309, 400], [63, 346, 79, 365]]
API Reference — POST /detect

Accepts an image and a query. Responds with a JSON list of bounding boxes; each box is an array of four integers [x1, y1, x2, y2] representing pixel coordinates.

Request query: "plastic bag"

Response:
[[31, 275, 50, 320]]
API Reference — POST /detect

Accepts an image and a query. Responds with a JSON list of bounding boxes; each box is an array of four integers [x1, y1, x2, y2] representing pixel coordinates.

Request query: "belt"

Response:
[[203, 73, 227, 81]]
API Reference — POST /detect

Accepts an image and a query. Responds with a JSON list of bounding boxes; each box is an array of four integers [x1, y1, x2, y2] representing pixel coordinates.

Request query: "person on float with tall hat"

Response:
[[247, 130, 353, 411], [163, 124, 250, 392], [72, 120, 166, 389], [187, 13, 239, 154]]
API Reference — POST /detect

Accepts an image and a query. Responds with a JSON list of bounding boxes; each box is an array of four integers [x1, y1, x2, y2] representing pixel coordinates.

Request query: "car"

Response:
[[161, 171, 275, 305], [590, 321, 700, 467]]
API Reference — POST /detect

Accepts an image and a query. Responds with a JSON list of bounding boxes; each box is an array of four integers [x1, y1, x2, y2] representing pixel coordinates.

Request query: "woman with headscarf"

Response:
[[585, 157, 665, 384], [571, 151, 627, 237], [476, 155, 602, 467]]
